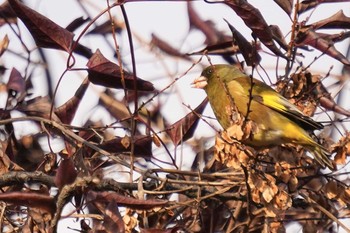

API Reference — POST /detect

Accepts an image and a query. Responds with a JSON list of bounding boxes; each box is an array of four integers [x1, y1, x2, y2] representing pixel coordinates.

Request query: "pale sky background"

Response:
[[1, 0, 350, 232]]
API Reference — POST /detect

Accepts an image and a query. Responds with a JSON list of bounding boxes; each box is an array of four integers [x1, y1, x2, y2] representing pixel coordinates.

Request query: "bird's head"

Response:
[[192, 64, 243, 90]]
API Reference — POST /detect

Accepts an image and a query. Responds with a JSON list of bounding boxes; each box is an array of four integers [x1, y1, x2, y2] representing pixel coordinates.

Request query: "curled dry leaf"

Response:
[[121, 135, 131, 149], [187, 1, 215, 42], [298, 0, 350, 14], [166, 98, 208, 146], [248, 171, 278, 203], [99, 135, 153, 158], [225, 20, 261, 66], [226, 124, 244, 141], [0, 141, 15, 174], [277, 71, 349, 117], [123, 209, 138, 233], [54, 158, 78, 190], [273, 0, 293, 16], [87, 49, 155, 91], [295, 27, 350, 65], [17, 96, 61, 122], [302, 71, 349, 116], [225, 0, 287, 59], [187, 40, 240, 56], [340, 188, 350, 206], [6, 68, 26, 104], [269, 222, 285, 233], [151, 33, 191, 61], [87, 18, 123, 35], [0, 1, 17, 26], [215, 130, 250, 169], [99, 90, 132, 128], [8, 0, 74, 52], [269, 25, 289, 51], [89, 191, 168, 210], [274, 188, 292, 210], [252, 185, 292, 218], [310, 10, 350, 29], [274, 161, 298, 185], [323, 180, 343, 200], [65, 16, 90, 33], [55, 78, 90, 124], [104, 201, 125, 233], [332, 132, 350, 165], [0, 191, 56, 214], [187, 2, 227, 44], [288, 174, 299, 192], [0, 34, 9, 57], [262, 184, 278, 204], [214, 108, 258, 168]]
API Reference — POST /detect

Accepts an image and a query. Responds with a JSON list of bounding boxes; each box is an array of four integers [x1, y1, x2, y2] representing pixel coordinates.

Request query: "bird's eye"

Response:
[[207, 68, 213, 75], [8, 89, 17, 98]]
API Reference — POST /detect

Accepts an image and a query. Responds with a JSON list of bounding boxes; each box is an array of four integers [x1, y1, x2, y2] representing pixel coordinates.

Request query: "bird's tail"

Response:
[[310, 145, 336, 170]]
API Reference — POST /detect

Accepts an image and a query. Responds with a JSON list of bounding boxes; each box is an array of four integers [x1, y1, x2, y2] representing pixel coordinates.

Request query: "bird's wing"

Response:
[[253, 87, 323, 131], [231, 76, 323, 131]]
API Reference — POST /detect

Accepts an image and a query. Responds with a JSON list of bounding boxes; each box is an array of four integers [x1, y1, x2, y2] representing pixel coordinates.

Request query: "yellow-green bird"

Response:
[[193, 64, 335, 170]]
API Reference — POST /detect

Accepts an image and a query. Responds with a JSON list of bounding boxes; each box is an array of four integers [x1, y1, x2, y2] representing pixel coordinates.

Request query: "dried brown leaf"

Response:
[[87, 49, 154, 91], [123, 209, 138, 232], [0, 1, 17, 26], [248, 172, 278, 204], [295, 28, 350, 65], [103, 201, 125, 233], [340, 188, 350, 205], [0, 192, 56, 214], [226, 124, 244, 141], [6, 67, 26, 102], [65, 16, 89, 32], [269, 25, 289, 51], [151, 33, 191, 61], [323, 180, 342, 200], [87, 18, 123, 35], [187, 2, 220, 44], [140, 228, 186, 233], [225, 20, 261, 66], [332, 133, 350, 164], [298, 0, 350, 14], [17, 96, 61, 122], [188, 40, 240, 56], [121, 135, 131, 149], [320, 95, 350, 116], [274, 189, 292, 210], [8, 0, 74, 52], [311, 10, 350, 29], [288, 174, 299, 192], [273, 0, 293, 16], [0, 34, 9, 57], [166, 98, 208, 146], [99, 90, 131, 124], [100, 135, 153, 158], [225, 0, 287, 59], [0, 141, 13, 174], [54, 158, 77, 190], [215, 125, 251, 169], [55, 78, 90, 124], [89, 191, 168, 210]]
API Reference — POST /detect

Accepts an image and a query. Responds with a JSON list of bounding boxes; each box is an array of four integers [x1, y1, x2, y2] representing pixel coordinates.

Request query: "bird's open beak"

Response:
[[191, 76, 208, 89]]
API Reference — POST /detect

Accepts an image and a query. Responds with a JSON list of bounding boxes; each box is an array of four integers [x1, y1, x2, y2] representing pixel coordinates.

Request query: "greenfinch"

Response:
[[193, 64, 334, 170]]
